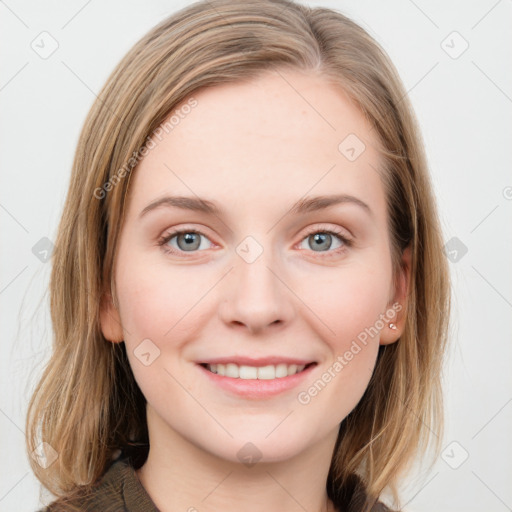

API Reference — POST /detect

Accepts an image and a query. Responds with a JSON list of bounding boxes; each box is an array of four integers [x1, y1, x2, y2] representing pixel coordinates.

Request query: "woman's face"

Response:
[[101, 69, 408, 463]]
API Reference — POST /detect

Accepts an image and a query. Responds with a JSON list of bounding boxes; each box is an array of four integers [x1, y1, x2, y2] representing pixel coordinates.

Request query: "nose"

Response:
[[218, 250, 295, 335]]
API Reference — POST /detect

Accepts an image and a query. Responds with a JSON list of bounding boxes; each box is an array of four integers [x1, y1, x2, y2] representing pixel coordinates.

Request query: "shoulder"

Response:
[[36, 456, 158, 512]]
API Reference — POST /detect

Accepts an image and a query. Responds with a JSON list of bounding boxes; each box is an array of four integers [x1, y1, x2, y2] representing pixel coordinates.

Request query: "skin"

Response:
[[100, 68, 410, 512]]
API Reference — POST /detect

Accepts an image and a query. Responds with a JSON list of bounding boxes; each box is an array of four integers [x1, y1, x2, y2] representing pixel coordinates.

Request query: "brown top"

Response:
[[39, 455, 394, 512], [39, 457, 159, 512]]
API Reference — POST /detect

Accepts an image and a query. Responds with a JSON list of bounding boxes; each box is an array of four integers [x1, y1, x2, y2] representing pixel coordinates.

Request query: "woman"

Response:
[[26, 1, 451, 511]]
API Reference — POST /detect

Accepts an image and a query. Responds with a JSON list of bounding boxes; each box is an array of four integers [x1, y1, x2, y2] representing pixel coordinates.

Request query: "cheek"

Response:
[[295, 269, 387, 419], [115, 252, 205, 342], [296, 260, 391, 346], [114, 254, 205, 404], [293, 259, 391, 408]]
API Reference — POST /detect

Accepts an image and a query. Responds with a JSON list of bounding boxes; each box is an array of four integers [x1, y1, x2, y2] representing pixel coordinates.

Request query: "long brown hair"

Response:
[[26, 1, 451, 510]]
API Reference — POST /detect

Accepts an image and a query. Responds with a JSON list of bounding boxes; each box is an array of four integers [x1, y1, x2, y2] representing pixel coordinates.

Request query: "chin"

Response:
[[200, 424, 323, 466]]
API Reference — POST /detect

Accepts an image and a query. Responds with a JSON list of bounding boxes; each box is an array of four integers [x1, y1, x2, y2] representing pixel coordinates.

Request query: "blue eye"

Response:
[[299, 230, 349, 253], [159, 230, 212, 254], [158, 226, 352, 257]]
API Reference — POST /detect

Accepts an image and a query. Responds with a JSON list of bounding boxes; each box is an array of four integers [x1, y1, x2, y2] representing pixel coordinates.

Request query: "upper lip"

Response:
[[198, 356, 316, 366]]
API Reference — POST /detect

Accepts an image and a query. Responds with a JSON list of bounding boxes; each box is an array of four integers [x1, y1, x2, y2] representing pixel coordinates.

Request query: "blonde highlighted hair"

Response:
[[26, 1, 450, 510]]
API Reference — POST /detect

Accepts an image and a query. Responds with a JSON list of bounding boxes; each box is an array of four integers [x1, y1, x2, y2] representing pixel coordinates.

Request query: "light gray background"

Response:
[[1, 1, 511, 511]]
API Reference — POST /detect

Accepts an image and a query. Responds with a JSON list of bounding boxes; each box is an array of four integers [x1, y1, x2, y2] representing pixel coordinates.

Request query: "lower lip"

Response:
[[197, 363, 316, 399]]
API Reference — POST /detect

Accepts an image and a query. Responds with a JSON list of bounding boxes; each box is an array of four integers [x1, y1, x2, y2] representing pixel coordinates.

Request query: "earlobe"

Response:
[[99, 292, 124, 343], [380, 319, 402, 345], [380, 245, 412, 346]]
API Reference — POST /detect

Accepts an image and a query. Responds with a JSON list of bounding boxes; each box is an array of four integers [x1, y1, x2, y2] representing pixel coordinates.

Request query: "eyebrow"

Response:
[[139, 194, 373, 219]]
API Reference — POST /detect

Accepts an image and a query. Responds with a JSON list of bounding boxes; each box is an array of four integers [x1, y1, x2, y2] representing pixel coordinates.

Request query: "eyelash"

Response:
[[157, 224, 353, 258]]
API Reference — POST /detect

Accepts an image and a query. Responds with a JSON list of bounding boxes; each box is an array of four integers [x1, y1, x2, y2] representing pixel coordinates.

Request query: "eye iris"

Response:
[[169, 231, 340, 253], [177, 232, 200, 251], [310, 233, 331, 251]]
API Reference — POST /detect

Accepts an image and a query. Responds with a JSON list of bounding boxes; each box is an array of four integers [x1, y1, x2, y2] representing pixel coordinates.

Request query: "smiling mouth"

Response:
[[199, 362, 317, 380]]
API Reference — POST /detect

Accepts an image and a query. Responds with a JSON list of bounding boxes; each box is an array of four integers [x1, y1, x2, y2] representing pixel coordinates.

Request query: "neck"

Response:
[[136, 406, 339, 512]]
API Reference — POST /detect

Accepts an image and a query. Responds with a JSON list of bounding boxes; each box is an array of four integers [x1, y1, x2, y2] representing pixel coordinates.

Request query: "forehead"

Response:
[[126, 69, 387, 224]]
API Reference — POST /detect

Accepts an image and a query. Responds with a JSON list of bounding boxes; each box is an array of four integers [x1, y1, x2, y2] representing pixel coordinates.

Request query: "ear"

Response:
[[380, 245, 411, 345], [99, 290, 124, 343]]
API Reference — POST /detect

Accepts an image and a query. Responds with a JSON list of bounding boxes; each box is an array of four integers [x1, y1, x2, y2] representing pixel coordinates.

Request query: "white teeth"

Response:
[[275, 364, 288, 378], [287, 364, 297, 376], [239, 366, 258, 379], [257, 365, 275, 380], [225, 363, 239, 378], [206, 363, 308, 379]]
